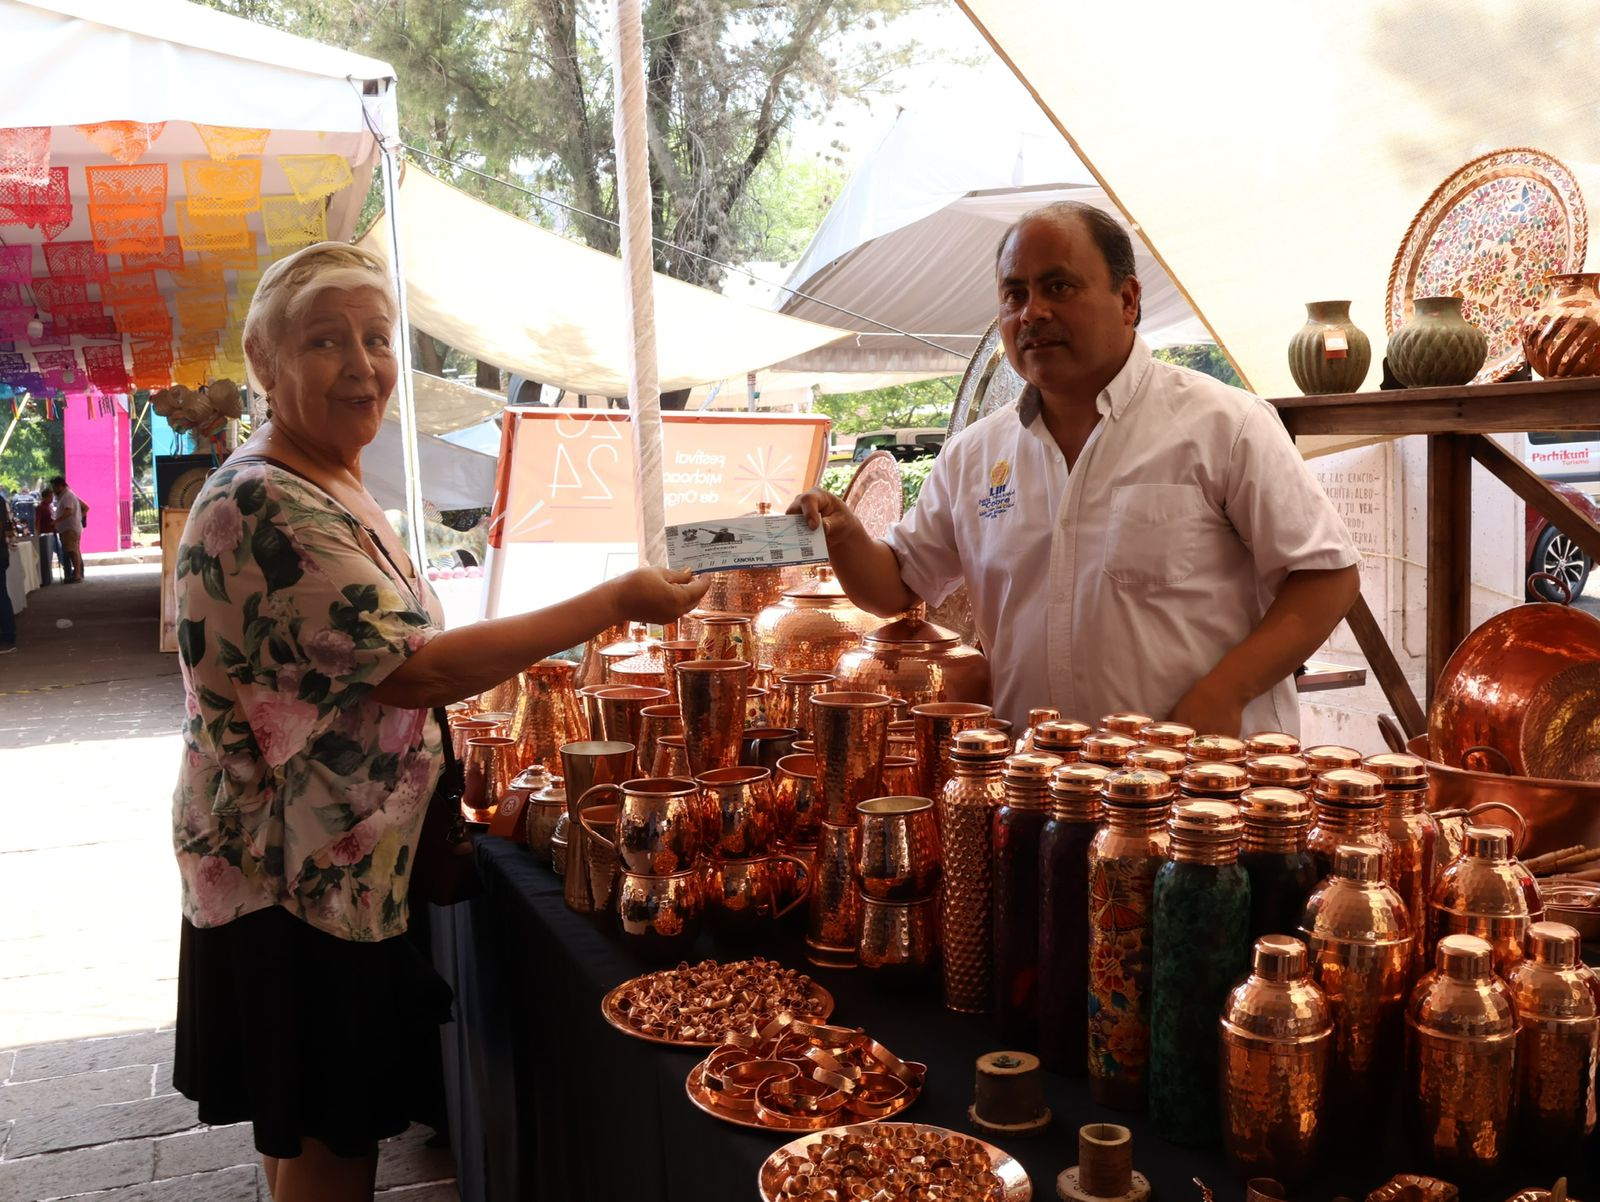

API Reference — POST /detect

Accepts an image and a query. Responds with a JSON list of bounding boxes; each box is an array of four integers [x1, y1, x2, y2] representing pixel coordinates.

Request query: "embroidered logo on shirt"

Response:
[[978, 457, 1016, 520]]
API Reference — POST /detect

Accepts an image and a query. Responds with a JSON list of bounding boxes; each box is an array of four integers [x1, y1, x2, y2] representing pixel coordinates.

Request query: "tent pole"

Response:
[[377, 131, 429, 571], [610, 0, 667, 567]]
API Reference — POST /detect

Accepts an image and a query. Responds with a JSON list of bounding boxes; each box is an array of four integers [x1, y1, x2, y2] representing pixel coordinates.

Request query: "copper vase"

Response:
[[1506, 920, 1599, 1161], [938, 729, 1012, 1013], [675, 659, 750, 778], [1405, 934, 1517, 1174], [772, 671, 835, 735], [461, 736, 517, 822], [830, 614, 992, 710], [752, 566, 881, 673], [512, 658, 586, 770], [806, 820, 861, 967], [1519, 271, 1600, 379], [1220, 935, 1333, 1186], [811, 691, 893, 825], [910, 701, 994, 806], [559, 740, 635, 914]]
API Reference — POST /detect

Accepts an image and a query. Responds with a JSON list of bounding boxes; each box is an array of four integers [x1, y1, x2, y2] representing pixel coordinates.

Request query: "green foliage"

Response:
[[814, 376, 959, 437], [0, 412, 64, 494], [1152, 344, 1242, 388]]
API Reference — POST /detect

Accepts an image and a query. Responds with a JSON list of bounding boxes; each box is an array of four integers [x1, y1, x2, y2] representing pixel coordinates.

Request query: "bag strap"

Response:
[[434, 706, 458, 773]]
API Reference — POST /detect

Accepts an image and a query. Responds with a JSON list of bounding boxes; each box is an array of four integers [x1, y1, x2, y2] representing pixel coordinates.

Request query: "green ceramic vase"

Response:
[[1387, 296, 1487, 387], [1287, 300, 1371, 395]]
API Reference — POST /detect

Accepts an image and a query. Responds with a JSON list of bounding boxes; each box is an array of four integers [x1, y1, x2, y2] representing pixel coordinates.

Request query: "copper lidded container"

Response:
[[1304, 744, 1363, 774], [1306, 768, 1389, 881], [1082, 732, 1140, 770], [1138, 721, 1196, 750], [518, 767, 567, 864], [938, 728, 1011, 1013], [1127, 746, 1188, 777], [1246, 754, 1312, 792], [1180, 761, 1250, 802], [1405, 933, 1517, 1175], [1245, 731, 1301, 758], [1428, 824, 1539, 978], [1220, 935, 1333, 1186], [1364, 751, 1442, 984], [1100, 712, 1154, 738], [1187, 734, 1249, 765], [1016, 707, 1061, 753], [831, 613, 991, 710], [1034, 719, 1093, 764], [752, 565, 880, 673], [1506, 920, 1598, 1162], [1301, 844, 1413, 1134]]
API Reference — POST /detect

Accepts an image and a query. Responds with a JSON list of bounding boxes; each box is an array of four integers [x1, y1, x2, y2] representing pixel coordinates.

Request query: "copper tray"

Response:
[[685, 1057, 924, 1131], [600, 977, 834, 1049], [841, 450, 903, 541], [758, 1122, 1031, 1202], [1386, 147, 1588, 384]]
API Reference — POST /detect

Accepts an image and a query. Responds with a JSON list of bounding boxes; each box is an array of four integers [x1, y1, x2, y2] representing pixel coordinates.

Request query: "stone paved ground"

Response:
[[0, 565, 458, 1199]]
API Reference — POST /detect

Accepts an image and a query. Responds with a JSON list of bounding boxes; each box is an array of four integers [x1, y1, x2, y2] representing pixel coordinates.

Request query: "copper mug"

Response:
[[775, 752, 821, 846], [855, 796, 941, 900], [636, 704, 682, 783], [774, 671, 836, 736], [676, 659, 751, 777], [614, 867, 704, 960], [578, 776, 702, 875], [741, 726, 801, 773], [858, 892, 940, 982], [811, 691, 895, 825], [559, 739, 635, 914], [697, 765, 776, 859], [703, 852, 811, 937], [806, 820, 862, 967]]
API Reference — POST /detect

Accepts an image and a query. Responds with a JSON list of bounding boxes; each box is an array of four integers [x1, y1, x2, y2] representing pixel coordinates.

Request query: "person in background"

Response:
[[49, 475, 87, 583], [33, 481, 57, 586], [0, 490, 16, 653]]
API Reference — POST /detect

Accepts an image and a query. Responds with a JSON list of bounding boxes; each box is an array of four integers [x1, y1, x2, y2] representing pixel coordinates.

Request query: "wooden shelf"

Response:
[[1269, 376, 1600, 437]]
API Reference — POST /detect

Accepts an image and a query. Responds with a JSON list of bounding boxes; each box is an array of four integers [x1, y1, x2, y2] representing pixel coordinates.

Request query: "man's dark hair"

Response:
[[49, 475, 65, 488], [996, 200, 1141, 325]]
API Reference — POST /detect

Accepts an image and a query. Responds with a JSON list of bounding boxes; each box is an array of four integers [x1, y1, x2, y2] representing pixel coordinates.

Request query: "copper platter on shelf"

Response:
[[599, 963, 834, 1049], [758, 1122, 1031, 1202], [1386, 147, 1588, 384], [841, 450, 903, 541]]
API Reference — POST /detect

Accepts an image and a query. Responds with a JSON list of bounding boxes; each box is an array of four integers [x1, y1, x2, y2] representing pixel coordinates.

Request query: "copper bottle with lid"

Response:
[[1506, 920, 1598, 1161], [1082, 732, 1140, 770], [1127, 745, 1188, 777], [1100, 712, 1154, 738], [1220, 935, 1333, 1186], [938, 728, 1012, 1013], [1239, 787, 1318, 942], [1016, 707, 1061, 752], [1138, 721, 1196, 750], [1038, 761, 1111, 1074], [753, 565, 881, 673], [1244, 731, 1302, 757], [1428, 824, 1539, 977], [1034, 719, 1092, 763], [1301, 844, 1413, 1133], [992, 751, 1062, 1047], [1087, 767, 1175, 1111], [1405, 933, 1517, 1174], [1245, 754, 1312, 792], [1303, 744, 1363, 774], [1180, 761, 1250, 801], [1364, 751, 1442, 983], [1306, 768, 1390, 881], [1186, 734, 1249, 765]]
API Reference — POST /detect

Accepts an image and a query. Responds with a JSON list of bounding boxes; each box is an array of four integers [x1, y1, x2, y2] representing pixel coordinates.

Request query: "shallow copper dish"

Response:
[[1541, 877, 1600, 939], [757, 1122, 1031, 1202], [599, 973, 833, 1049], [688, 1058, 926, 1131]]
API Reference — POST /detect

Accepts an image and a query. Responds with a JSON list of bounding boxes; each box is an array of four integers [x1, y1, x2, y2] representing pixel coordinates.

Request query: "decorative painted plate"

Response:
[[758, 1122, 1031, 1202], [1386, 147, 1588, 384], [841, 450, 903, 541]]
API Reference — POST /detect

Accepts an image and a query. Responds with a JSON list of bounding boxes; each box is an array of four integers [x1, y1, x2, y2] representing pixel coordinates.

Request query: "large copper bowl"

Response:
[[1429, 601, 1600, 781], [1407, 734, 1600, 858]]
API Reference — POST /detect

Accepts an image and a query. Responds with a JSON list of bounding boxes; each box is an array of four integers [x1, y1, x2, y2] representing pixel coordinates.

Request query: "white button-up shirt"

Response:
[[883, 336, 1359, 735]]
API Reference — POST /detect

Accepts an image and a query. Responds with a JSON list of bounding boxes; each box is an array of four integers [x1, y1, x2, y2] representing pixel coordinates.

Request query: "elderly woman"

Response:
[[171, 242, 708, 1202]]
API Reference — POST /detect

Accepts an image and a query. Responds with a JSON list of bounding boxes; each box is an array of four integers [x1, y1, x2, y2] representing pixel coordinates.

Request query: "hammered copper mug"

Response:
[[703, 852, 811, 937], [858, 892, 940, 982], [578, 776, 703, 874], [676, 659, 751, 778], [855, 796, 941, 899], [613, 867, 704, 960], [811, 691, 894, 825], [697, 765, 776, 859], [559, 740, 635, 914]]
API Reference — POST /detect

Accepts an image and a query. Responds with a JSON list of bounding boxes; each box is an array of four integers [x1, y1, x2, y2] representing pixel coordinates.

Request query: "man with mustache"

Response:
[[791, 201, 1359, 736]]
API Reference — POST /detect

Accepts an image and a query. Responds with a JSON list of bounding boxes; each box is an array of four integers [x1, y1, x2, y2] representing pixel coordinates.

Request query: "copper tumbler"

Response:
[[1405, 933, 1517, 1174], [697, 765, 776, 859], [811, 691, 894, 825], [593, 685, 671, 774], [858, 892, 939, 983], [910, 701, 994, 806], [1507, 921, 1599, 1162], [559, 740, 636, 914], [461, 736, 517, 822], [659, 638, 700, 668], [740, 726, 800, 774], [881, 755, 918, 798], [855, 796, 941, 899], [774, 752, 821, 846], [696, 614, 757, 663], [806, 819, 862, 967], [652, 734, 691, 778], [773, 671, 835, 736], [675, 659, 751, 778], [636, 704, 682, 783], [576, 683, 616, 743], [1220, 935, 1333, 1186]]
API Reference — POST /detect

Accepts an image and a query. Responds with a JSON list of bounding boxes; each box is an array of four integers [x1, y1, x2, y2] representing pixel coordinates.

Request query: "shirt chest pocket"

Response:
[[1102, 483, 1211, 586]]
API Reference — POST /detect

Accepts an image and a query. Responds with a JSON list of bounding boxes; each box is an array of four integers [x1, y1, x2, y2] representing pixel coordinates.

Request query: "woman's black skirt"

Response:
[[174, 905, 454, 1159]]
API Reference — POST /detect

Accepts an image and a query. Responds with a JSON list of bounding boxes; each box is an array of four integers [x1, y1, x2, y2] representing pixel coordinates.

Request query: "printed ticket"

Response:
[[665, 514, 830, 575]]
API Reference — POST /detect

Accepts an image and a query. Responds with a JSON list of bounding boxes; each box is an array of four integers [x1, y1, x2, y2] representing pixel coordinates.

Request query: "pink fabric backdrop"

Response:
[[63, 394, 133, 553]]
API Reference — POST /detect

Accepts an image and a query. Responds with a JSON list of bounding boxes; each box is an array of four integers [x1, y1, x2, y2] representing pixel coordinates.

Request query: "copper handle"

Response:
[[1527, 569, 1574, 606], [1459, 743, 1515, 775], [1377, 714, 1407, 754], [1465, 799, 1530, 853], [772, 853, 811, 919], [576, 783, 621, 851]]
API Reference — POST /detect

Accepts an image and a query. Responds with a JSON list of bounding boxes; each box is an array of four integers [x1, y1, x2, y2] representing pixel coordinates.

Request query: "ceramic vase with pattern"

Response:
[[1288, 301, 1371, 395], [1388, 296, 1488, 387]]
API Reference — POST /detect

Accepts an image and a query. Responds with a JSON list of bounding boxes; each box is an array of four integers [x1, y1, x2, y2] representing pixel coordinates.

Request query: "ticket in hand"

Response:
[[665, 514, 830, 575]]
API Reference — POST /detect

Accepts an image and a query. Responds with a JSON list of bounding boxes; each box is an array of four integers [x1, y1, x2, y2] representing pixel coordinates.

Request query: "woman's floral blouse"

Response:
[[172, 460, 443, 942]]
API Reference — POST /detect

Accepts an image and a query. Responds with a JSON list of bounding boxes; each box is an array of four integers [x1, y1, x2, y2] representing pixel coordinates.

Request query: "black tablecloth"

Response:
[[432, 837, 1592, 1202]]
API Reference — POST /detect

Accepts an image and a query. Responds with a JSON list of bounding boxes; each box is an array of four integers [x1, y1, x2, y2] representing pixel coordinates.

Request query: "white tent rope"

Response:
[[611, 0, 667, 567]]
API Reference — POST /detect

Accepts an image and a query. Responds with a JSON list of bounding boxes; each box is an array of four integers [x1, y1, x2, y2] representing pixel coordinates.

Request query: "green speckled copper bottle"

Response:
[[1150, 800, 1252, 1145]]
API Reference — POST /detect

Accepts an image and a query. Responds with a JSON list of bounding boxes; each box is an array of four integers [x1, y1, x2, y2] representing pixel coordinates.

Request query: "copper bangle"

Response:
[[804, 1046, 862, 1080], [788, 1019, 861, 1049], [810, 1065, 859, 1094], [847, 1071, 907, 1118], [703, 1045, 756, 1090]]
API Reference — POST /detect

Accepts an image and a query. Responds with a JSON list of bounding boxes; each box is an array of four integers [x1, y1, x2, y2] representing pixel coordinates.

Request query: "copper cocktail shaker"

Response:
[[1429, 824, 1538, 978], [937, 727, 1011, 1012], [1506, 920, 1597, 1162]]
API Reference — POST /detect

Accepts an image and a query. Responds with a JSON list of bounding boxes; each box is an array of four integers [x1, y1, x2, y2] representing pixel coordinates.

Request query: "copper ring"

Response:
[[847, 1071, 907, 1118]]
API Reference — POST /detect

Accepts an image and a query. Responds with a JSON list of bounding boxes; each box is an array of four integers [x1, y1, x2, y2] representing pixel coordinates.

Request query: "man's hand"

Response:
[[788, 488, 865, 547], [607, 567, 710, 625], [1168, 674, 1247, 738], [785, 487, 918, 618]]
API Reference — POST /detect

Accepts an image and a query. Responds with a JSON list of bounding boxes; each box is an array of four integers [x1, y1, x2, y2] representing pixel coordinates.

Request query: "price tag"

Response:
[[1322, 328, 1349, 360]]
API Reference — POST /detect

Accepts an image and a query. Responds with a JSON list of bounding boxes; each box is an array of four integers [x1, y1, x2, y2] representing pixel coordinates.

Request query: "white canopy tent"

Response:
[[775, 90, 1213, 378]]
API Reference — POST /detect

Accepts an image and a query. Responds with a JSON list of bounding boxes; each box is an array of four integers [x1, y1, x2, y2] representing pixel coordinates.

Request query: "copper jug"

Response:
[[1429, 825, 1540, 976], [752, 566, 881, 673], [830, 614, 992, 709], [1506, 921, 1598, 1162], [512, 658, 586, 770]]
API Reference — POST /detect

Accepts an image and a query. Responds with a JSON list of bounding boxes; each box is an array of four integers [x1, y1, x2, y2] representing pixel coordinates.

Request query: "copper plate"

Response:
[[684, 1059, 924, 1130], [841, 450, 903, 541], [758, 1121, 1031, 1202], [599, 978, 834, 1049]]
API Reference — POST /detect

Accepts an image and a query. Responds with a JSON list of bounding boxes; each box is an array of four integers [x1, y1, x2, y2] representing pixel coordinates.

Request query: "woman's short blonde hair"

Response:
[[242, 241, 398, 394]]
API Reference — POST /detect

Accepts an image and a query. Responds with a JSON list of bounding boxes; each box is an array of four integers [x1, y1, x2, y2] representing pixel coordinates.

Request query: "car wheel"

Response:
[[1528, 526, 1591, 601]]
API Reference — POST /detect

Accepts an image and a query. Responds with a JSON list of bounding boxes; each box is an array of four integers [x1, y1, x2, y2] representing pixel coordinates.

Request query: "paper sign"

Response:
[[665, 514, 828, 575]]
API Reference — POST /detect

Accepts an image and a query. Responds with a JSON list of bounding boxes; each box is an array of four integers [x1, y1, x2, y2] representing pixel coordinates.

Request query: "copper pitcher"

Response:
[[676, 659, 750, 778], [636, 704, 681, 782], [830, 614, 992, 709], [461, 736, 516, 822], [910, 701, 994, 805], [806, 820, 862, 967], [774, 752, 821, 846], [697, 765, 775, 859], [577, 776, 703, 875], [559, 740, 635, 914], [812, 691, 894, 825], [512, 658, 586, 770], [593, 685, 671, 772], [703, 852, 810, 937], [773, 671, 835, 735], [614, 867, 704, 960], [855, 796, 941, 899]]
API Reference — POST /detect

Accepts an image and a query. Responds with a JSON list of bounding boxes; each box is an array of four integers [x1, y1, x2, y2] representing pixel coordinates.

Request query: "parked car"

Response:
[[1525, 479, 1600, 601], [852, 427, 946, 462]]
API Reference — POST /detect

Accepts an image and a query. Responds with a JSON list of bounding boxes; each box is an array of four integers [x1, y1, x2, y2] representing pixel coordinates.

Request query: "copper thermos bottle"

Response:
[[1300, 844, 1413, 1133], [1428, 825, 1539, 978], [1033, 718, 1092, 764], [937, 728, 1012, 1013], [1405, 933, 1517, 1175], [1506, 920, 1598, 1162], [1220, 934, 1333, 1186], [1363, 752, 1442, 984]]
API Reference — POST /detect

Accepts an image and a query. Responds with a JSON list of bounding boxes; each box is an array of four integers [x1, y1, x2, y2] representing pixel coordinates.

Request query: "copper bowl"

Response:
[[1429, 601, 1600, 781]]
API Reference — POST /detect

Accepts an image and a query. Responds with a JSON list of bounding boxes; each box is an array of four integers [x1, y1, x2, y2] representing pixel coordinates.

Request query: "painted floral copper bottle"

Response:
[[1507, 921, 1598, 1162], [1086, 768, 1174, 1112], [1038, 761, 1110, 1075], [1149, 800, 1251, 1145], [992, 751, 1062, 1048], [938, 728, 1012, 1013]]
